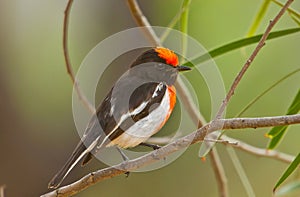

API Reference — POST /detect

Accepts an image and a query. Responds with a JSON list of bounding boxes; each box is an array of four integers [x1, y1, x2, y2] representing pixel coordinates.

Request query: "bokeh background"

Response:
[[0, 0, 299, 197]]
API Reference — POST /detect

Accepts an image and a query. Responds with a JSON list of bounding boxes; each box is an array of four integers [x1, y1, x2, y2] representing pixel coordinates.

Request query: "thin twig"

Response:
[[147, 136, 237, 145], [202, 1, 293, 194], [63, 0, 95, 113], [215, 0, 294, 120], [57, 1, 296, 197], [126, 0, 161, 46], [147, 134, 293, 163], [0, 185, 5, 197], [127, 2, 295, 197], [175, 78, 206, 126], [41, 114, 300, 197], [222, 135, 294, 164], [209, 148, 228, 197], [178, 0, 228, 195]]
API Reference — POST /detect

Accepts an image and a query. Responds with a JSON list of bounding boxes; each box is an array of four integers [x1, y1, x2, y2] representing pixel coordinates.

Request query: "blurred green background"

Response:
[[0, 0, 299, 197]]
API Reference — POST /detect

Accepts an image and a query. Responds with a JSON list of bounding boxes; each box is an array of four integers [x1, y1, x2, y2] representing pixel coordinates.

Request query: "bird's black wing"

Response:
[[48, 77, 167, 189]]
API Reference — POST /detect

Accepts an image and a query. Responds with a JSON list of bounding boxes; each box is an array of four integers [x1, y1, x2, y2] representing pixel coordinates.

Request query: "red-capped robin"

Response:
[[48, 47, 191, 189]]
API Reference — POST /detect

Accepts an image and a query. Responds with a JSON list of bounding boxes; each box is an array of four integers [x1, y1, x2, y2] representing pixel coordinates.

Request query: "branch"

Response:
[[214, 0, 294, 119], [209, 149, 228, 197], [175, 78, 206, 127], [63, 0, 95, 113], [126, 1, 294, 197], [41, 114, 300, 197], [146, 132, 294, 164], [126, 0, 161, 46], [56, 1, 296, 197], [222, 135, 294, 163], [0, 185, 5, 197]]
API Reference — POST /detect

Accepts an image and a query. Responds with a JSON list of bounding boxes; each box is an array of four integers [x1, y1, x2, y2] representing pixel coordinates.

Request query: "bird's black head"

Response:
[[129, 47, 191, 85]]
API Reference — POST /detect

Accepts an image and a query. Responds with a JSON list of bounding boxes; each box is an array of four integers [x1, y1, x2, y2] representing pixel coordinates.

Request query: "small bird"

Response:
[[48, 47, 191, 189]]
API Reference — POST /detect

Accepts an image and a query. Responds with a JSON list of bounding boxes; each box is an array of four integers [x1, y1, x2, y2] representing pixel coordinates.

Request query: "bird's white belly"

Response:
[[108, 90, 170, 148]]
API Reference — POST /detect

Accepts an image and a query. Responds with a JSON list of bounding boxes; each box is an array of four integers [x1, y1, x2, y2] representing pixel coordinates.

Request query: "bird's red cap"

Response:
[[155, 47, 179, 67]]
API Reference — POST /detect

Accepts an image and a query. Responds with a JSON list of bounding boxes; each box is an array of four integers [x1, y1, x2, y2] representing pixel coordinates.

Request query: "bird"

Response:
[[48, 47, 191, 189]]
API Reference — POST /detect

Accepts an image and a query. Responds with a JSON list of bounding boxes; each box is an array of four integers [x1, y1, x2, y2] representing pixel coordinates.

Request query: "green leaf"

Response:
[[160, 0, 191, 43], [266, 125, 287, 139], [267, 89, 300, 149], [183, 28, 300, 67], [179, 0, 192, 63], [275, 181, 300, 196], [287, 89, 300, 115], [273, 153, 300, 193], [247, 0, 272, 37], [267, 127, 287, 149]]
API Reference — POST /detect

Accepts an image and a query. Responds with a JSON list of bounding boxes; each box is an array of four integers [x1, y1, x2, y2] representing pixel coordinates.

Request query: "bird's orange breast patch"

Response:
[[163, 85, 176, 124], [167, 85, 176, 113]]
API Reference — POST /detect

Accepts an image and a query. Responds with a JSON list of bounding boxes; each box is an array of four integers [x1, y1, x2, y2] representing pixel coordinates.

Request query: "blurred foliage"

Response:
[[275, 181, 300, 196], [0, 1, 299, 197]]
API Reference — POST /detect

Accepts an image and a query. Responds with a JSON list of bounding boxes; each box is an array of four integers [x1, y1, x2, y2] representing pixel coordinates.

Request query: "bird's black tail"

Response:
[[48, 142, 88, 189]]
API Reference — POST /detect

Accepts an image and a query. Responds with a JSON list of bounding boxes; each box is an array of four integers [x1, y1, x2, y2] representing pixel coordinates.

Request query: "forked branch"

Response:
[[41, 114, 300, 197]]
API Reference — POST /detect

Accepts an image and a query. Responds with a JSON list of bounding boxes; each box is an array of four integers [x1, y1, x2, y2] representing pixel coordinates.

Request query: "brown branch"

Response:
[[0, 185, 5, 197], [175, 78, 206, 127], [126, 0, 161, 46], [209, 149, 228, 197], [63, 0, 95, 113], [146, 133, 294, 164], [146, 135, 238, 145], [214, 0, 294, 119], [127, 1, 294, 197], [55, 1, 296, 197], [41, 114, 300, 197], [222, 135, 294, 163]]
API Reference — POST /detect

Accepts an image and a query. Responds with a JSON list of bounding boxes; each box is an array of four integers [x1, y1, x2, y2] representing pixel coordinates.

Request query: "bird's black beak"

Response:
[[177, 65, 192, 72]]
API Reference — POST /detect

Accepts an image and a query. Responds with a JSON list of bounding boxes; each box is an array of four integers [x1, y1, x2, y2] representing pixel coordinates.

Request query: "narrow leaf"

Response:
[[273, 153, 300, 192], [247, 0, 272, 37], [267, 127, 287, 149], [267, 89, 300, 149], [160, 0, 191, 43], [183, 28, 300, 67], [266, 125, 287, 139], [287, 89, 300, 115], [179, 0, 192, 63]]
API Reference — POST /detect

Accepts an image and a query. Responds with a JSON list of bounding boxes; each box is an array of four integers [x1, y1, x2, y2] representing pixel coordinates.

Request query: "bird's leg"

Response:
[[117, 147, 130, 161], [139, 142, 166, 161], [116, 147, 130, 177], [139, 142, 161, 150]]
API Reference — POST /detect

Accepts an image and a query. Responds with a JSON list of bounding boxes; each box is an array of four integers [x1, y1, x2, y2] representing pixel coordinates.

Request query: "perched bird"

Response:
[[48, 47, 191, 189]]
